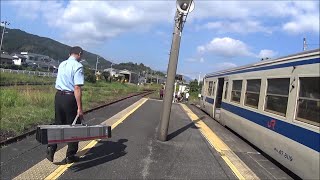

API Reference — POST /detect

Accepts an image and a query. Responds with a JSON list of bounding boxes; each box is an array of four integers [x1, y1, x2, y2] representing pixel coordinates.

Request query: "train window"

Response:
[[265, 78, 290, 116], [208, 81, 213, 96], [224, 81, 229, 99], [296, 77, 320, 127], [231, 80, 242, 103], [245, 79, 261, 108]]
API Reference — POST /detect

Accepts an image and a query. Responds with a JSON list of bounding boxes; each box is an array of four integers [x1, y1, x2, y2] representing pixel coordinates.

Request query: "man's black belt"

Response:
[[57, 90, 74, 95]]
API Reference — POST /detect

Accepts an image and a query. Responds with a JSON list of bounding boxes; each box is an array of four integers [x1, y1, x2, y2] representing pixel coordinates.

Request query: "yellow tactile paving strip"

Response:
[[180, 104, 259, 180], [13, 98, 148, 180]]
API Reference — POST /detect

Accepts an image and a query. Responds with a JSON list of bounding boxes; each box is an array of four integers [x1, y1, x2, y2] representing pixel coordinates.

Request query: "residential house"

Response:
[[0, 53, 13, 65], [119, 69, 139, 84], [11, 53, 27, 66], [103, 68, 119, 77]]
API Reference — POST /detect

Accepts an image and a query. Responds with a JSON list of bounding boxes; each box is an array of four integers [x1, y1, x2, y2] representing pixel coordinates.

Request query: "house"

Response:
[[20, 52, 38, 65], [20, 52, 48, 66], [20, 52, 58, 71], [103, 68, 119, 77], [0, 53, 13, 65], [119, 69, 139, 84], [145, 74, 166, 84], [11, 53, 27, 66]]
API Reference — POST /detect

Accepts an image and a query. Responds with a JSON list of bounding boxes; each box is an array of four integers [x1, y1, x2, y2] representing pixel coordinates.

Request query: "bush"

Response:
[[84, 66, 96, 83], [101, 71, 111, 82], [0, 64, 24, 70]]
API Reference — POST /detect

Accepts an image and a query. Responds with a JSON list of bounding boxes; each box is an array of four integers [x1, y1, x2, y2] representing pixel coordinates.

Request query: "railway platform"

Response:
[[1, 96, 295, 179]]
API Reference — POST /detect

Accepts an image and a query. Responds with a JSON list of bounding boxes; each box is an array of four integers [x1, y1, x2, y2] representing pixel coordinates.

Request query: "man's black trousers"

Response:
[[48, 91, 81, 158]]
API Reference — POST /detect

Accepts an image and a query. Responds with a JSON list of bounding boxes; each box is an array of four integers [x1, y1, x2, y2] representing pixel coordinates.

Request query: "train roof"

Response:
[[204, 48, 320, 78]]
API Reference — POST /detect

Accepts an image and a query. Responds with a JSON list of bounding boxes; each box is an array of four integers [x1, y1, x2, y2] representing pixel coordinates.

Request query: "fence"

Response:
[[0, 68, 57, 77]]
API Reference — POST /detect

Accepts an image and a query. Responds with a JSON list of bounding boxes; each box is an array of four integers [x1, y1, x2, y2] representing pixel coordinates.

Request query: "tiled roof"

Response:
[[0, 53, 13, 59]]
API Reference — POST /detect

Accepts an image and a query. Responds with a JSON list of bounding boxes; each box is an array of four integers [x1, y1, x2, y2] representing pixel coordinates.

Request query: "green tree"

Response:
[[83, 66, 96, 83], [189, 79, 200, 92]]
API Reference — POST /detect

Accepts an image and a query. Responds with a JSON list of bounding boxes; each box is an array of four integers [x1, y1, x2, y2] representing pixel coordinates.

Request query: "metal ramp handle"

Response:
[[72, 115, 79, 125]]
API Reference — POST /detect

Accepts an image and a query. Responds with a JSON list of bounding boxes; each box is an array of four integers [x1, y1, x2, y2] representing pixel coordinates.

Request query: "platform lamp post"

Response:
[[158, 0, 195, 142], [0, 21, 10, 53]]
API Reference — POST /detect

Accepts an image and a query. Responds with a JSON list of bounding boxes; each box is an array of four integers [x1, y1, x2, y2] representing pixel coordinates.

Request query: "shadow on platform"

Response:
[[167, 116, 204, 141], [69, 139, 128, 172]]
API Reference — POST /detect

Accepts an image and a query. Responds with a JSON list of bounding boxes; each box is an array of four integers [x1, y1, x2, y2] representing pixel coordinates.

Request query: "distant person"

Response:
[[46, 46, 84, 164], [159, 87, 164, 99], [177, 91, 181, 102], [180, 92, 184, 102], [185, 92, 190, 102], [174, 93, 178, 103]]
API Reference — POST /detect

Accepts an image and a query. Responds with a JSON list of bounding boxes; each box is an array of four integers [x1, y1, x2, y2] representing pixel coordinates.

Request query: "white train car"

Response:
[[200, 49, 320, 179]]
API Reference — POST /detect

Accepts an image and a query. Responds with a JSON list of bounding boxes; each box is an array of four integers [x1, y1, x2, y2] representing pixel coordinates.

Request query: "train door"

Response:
[[200, 80, 207, 109], [203, 80, 214, 117], [214, 78, 224, 121]]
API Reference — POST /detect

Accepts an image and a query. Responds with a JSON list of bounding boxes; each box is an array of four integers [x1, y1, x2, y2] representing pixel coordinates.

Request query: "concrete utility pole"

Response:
[[95, 56, 100, 75], [158, 0, 194, 141], [198, 72, 201, 86], [0, 21, 10, 53]]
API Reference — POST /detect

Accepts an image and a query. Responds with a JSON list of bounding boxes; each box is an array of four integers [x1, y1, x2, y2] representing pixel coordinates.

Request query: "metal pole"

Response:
[[0, 22, 8, 52], [95, 56, 99, 75], [303, 37, 307, 51], [158, 11, 184, 141]]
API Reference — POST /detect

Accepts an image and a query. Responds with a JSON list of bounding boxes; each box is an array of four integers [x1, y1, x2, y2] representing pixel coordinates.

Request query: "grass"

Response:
[[0, 81, 144, 138], [0, 71, 55, 84], [189, 91, 201, 105]]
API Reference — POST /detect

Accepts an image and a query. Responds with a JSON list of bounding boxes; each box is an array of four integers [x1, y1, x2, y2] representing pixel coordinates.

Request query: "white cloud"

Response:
[[197, 37, 254, 57], [198, 37, 278, 60], [8, 1, 175, 46], [197, 20, 272, 34], [215, 62, 237, 70], [191, 1, 318, 20], [7, 0, 319, 46], [283, 13, 319, 34], [9, 1, 42, 20], [186, 57, 204, 63], [258, 50, 277, 59], [53, 1, 175, 45], [190, 1, 319, 35]]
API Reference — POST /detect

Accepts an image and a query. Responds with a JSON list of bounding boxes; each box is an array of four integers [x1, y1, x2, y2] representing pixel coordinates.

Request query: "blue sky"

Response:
[[1, 1, 319, 79]]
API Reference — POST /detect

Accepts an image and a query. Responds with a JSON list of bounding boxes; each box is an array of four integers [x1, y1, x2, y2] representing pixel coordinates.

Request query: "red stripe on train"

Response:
[[48, 135, 108, 143]]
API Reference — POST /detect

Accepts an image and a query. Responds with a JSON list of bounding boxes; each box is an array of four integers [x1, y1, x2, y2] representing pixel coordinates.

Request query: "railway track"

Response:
[[0, 90, 154, 147], [0, 82, 54, 87]]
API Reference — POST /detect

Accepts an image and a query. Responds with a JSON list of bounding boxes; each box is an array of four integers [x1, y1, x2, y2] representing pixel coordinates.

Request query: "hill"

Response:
[[1, 27, 111, 69], [0, 27, 166, 77]]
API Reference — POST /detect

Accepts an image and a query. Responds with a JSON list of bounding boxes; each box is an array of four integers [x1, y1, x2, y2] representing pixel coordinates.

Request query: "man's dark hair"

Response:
[[69, 46, 83, 55]]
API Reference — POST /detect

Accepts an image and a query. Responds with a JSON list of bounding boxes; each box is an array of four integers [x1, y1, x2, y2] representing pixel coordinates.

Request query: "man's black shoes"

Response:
[[46, 147, 55, 162], [65, 156, 80, 164], [46, 147, 80, 164]]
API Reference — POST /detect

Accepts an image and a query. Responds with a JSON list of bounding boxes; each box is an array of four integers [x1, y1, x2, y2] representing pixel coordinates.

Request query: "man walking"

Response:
[[46, 46, 84, 164]]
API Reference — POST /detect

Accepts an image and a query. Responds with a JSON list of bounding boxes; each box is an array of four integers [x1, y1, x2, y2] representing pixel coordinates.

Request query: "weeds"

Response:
[[0, 82, 143, 137], [0, 71, 55, 84]]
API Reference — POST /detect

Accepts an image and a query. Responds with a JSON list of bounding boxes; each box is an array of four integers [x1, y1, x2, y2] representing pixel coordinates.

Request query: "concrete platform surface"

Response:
[[60, 99, 236, 179], [1, 98, 296, 180]]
